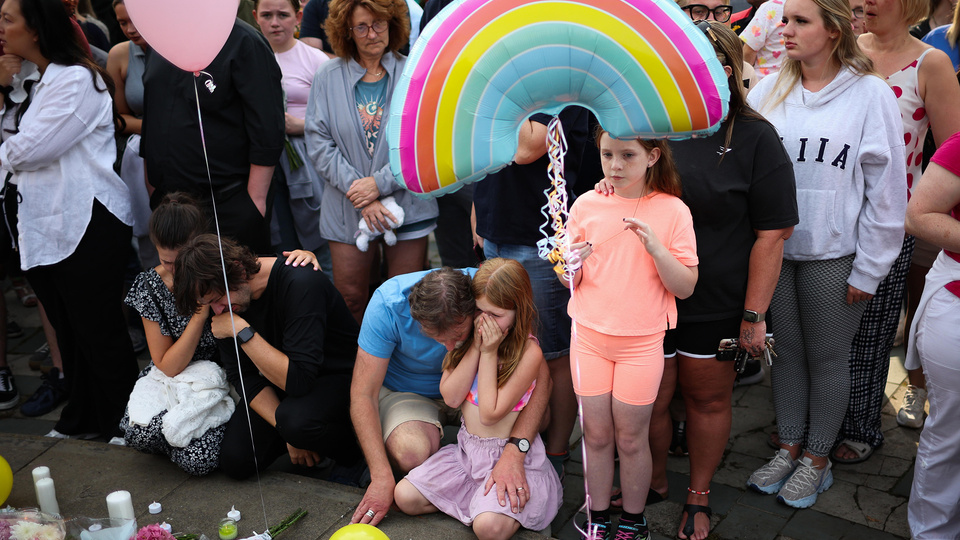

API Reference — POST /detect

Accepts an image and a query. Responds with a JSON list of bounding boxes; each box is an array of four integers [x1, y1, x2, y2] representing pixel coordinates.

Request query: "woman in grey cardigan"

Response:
[[305, 0, 437, 323]]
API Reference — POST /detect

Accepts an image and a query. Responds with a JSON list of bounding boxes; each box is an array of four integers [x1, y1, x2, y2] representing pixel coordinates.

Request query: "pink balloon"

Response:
[[123, 0, 236, 73]]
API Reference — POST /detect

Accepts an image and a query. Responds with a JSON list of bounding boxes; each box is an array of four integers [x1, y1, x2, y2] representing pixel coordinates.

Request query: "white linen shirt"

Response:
[[0, 63, 132, 270]]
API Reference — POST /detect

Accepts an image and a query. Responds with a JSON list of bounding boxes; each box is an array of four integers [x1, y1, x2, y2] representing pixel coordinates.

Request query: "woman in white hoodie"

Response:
[[743, 0, 906, 509]]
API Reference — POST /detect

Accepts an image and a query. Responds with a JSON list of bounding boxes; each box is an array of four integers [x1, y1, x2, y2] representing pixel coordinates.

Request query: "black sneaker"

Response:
[[0, 367, 19, 410], [20, 367, 67, 417], [6, 321, 23, 339], [581, 519, 612, 540], [735, 358, 764, 386], [613, 517, 649, 540]]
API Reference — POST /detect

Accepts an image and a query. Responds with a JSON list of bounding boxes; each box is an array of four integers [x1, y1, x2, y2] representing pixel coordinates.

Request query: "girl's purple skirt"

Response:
[[404, 422, 563, 531]]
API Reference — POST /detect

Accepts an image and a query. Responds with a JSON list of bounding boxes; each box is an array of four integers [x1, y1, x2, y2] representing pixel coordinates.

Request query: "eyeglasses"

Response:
[[683, 4, 733, 23], [351, 20, 388, 36], [851, 6, 864, 18]]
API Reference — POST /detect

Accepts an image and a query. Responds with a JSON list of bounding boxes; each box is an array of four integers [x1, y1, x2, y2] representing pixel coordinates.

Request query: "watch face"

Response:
[[518, 439, 530, 452]]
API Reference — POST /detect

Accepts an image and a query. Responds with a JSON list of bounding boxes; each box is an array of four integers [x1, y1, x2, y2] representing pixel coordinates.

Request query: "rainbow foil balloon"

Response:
[[388, 0, 730, 197]]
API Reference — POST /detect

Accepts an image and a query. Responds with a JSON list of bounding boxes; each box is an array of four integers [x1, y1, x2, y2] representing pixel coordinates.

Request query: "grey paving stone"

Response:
[[815, 478, 867, 526], [738, 489, 796, 518], [864, 474, 898, 492], [891, 464, 913, 498], [842, 522, 903, 540], [0, 433, 57, 471], [782, 510, 852, 540], [713, 502, 788, 540], [856, 486, 905, 531], [713, 451, 767, 489], [729, 431, 779, 461], [734, 384, 775, 412], [731, 407, 776, 439], [884, 501, 910, 538]]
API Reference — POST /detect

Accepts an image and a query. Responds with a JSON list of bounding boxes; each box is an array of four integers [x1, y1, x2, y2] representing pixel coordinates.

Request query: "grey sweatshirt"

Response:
[[748, 66, 907, 295]]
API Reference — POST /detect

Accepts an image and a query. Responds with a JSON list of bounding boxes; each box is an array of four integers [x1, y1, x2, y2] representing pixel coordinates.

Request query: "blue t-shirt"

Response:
[[358, 267, 478, 398], [923, 26, 960, 71]]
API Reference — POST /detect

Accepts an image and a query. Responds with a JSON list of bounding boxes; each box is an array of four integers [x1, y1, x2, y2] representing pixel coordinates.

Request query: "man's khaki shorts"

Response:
[[378, 386, 460, 442]]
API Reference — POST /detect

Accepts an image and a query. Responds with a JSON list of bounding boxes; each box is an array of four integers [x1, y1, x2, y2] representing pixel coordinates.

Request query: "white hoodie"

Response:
[[748, 66, 906, 295]]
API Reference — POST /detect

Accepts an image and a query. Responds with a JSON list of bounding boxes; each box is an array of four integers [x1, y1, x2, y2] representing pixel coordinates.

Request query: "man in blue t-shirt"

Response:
[[349, 267, 551, 526]]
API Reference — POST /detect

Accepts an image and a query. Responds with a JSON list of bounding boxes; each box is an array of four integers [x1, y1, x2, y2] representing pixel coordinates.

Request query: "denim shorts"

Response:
[[482, 240, 571, 359]]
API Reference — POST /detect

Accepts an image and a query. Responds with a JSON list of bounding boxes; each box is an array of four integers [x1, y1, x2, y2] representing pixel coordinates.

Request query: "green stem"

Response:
[[267, 508, 308, 539]]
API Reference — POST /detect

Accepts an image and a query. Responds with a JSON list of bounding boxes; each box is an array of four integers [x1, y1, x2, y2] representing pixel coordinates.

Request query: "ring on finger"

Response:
[[365, 509, 376, 518]]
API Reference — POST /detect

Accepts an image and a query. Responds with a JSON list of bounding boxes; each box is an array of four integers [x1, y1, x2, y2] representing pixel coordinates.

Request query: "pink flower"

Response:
[[135, 525, 175, 540]]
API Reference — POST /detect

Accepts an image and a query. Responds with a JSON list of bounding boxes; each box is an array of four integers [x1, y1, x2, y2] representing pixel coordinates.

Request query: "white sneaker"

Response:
[[747, 448, 798, 494], [108, 437, 126, 446], [897, 385, 927, 428], [777, 456, 833, 508]]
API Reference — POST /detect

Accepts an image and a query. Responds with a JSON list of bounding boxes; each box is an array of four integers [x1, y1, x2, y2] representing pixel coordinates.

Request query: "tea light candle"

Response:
[[227, 506, 241, 522], [106, 490, 135, 520], [218, 518, 238, 540], [35, 477, 60, 515], [160, 522, 172, 533]]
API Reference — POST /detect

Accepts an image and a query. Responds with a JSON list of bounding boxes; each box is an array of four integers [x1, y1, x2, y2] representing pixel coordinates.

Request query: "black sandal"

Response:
[[680, 504, 711, 539]]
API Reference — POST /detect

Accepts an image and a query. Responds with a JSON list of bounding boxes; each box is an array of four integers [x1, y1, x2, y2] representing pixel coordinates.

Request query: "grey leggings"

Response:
[[771, 256, 868, 457]]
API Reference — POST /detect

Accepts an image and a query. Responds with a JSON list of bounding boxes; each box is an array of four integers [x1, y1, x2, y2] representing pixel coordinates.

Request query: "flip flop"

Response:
[[832, 439, 877, 464], [679, 504, 712, 539]]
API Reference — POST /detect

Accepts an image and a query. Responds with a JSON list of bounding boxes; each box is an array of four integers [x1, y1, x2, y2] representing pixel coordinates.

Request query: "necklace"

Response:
[[366, 68, 384, 80]]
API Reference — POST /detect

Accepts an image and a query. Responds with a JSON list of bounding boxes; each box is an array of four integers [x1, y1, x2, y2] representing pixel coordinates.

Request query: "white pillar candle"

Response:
[[106, 490, 136, 520], [32, 466, 51, 483], [35, 477, 60, 516]]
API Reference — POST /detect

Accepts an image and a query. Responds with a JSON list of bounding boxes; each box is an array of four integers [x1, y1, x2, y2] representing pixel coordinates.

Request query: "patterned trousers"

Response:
[[839, 236, 915, 449]]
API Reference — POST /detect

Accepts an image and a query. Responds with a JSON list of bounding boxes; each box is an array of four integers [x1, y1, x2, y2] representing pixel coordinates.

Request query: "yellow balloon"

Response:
[[329, 524, 389, 540], [0, 455, 12, 506]]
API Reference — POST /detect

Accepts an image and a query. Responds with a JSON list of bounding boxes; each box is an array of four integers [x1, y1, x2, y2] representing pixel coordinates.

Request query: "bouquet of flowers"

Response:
[[0, 510, 65, 540], [134, 524, 207, 540], [64, 517, 135, 540]]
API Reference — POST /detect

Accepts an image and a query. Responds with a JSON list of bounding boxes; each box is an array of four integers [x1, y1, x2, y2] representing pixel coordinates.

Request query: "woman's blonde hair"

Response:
[[947, 0, 960, 47], [759, 0, 876, 112], [901, 0, 932, 25], [325, 0, 410, 61], [442, 258, 536, 388]]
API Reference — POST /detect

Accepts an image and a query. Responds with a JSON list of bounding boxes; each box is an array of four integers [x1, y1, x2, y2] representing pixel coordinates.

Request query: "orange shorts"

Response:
[[570, 324, 665, 406]]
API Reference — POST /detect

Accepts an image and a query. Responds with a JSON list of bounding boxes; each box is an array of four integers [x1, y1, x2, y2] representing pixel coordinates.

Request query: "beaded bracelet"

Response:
[[687, 487, 711, 495]]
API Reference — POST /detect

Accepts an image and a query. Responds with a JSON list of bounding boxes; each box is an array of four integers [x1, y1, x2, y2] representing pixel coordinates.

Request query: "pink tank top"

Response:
[[464, 336, 538, 412]]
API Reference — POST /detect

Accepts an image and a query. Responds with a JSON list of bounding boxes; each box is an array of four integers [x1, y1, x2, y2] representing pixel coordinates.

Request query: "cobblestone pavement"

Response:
[[0, 268, 921, 539]]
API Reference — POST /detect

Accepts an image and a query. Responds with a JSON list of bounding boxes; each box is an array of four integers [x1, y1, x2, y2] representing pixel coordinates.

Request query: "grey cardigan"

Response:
[[304, 52, 437, 244]]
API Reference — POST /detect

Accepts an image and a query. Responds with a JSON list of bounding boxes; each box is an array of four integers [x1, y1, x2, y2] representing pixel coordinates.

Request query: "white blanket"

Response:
[[127, 360, 235, 448]]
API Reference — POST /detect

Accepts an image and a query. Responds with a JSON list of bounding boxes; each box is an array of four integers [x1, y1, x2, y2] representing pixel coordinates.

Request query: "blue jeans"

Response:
[[483, 240, 571, 359]]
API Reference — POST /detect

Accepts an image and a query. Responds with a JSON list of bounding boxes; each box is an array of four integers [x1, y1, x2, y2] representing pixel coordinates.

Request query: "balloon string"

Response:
[[535, 116, 593, 537], [192, 74, 270, 530]]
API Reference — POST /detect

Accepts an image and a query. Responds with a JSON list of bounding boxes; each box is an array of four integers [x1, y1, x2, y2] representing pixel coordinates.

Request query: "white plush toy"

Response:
[[355, 195, 405, 252]]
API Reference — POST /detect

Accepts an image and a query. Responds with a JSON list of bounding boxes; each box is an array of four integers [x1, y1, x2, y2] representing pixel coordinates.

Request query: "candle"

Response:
[[32, 466, 50, 483], [218, 518, 238, 540], [35, 477, 60, 515], [227, 506, 241, 522], [106, 490, 135, 520], [160, 522, 172, 533], [149, 501, 162, 514]]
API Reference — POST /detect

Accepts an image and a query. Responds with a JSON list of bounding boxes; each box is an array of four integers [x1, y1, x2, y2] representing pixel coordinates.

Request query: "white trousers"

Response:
[[908, 285, 960, 540]]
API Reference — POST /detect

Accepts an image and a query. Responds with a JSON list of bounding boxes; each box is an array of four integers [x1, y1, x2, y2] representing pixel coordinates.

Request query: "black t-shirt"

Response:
[[473, 106, 593, 247], [299, 0, 332, 53], [141, 20, 285, 194], [669, 114, 799, 322], [219, 259, 359, 403]]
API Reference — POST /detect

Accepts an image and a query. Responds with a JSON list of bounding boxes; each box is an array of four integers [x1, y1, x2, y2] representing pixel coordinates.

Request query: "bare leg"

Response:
[[544, 354, 577, 455], [472, 512, 521, 540], [393, 479, 438, 515], [613, 399, 655, 515], [329, 241, 377, 324], [677, 354, 736, 540], [903, 262, 927, 390], [39, 302, 63, 371], [648, 355, 677, 497], [385, 420, 442, 474], [580, 393, 615, 513]]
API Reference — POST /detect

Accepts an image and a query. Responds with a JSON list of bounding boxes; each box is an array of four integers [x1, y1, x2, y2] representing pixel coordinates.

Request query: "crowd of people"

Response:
[[0, 0, 957, 538]]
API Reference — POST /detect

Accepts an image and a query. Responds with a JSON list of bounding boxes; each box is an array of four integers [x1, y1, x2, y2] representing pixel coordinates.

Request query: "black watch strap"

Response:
[[236, 326, 256, 345], [507, 437, 530, 453]]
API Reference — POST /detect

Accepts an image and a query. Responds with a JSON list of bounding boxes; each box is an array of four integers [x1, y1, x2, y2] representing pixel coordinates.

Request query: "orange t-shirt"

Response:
[[567, 190, 698, 336]]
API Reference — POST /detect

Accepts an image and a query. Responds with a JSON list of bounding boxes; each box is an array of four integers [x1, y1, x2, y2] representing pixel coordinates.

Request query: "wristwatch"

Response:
[[507, 437, 530, 453], [236, 326, 256, 345], [743, 309, 765, 323]]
